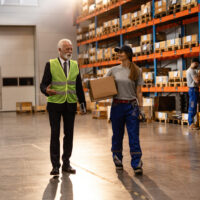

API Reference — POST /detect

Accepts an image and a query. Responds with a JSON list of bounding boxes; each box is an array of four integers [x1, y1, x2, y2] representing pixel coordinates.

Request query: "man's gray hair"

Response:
[[57, 39, 72, 49]]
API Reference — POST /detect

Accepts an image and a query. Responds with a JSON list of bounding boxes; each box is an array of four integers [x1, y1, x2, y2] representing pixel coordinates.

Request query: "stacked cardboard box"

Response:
[[168, 0, 181, 14], [141, 34, 152, 45], [166, 38, 181, 51], [132, 46, 142, 56], [112, 48, 117, 60], [182, 34, 198, 48], [155, 0, 167, 17], [89, 55, 96, 63], [104, 48, 112, 60], [155, 41, 166, 52], [95, 0, 103, 10], [89, 4, 96, 13], [82, 0, 89, 16], [97, 49, 104, 61], [122, 13, 132, 28], [131, 11, 141, 26], [168, 71, 182, 87], [181, 0, 197, 10], [156, 76, 168, 87], [103, 20, 112, 34], [78, 53, 89, 66], [111, 18, 120, 32], [89, 47, 96, 56], [96, 26, 103, 37]]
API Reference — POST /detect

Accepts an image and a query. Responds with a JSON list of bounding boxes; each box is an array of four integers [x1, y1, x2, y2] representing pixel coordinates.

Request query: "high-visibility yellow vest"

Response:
[[47, 58, 79, 104]]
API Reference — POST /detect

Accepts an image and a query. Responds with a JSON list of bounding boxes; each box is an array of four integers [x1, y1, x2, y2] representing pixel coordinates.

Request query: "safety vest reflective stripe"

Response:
[[56, 90, 76, 96], [51, 81, 76, 86]]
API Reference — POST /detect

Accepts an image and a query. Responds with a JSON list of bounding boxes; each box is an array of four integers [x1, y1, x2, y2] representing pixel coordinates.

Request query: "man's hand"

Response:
[[46, 85, 57, 96]]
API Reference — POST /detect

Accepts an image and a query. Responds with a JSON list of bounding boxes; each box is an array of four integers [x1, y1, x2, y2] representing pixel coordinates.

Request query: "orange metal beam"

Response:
[[141, 87, 190, 93]]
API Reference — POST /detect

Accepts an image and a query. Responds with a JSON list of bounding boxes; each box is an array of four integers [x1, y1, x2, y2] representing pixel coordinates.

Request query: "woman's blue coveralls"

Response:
[[110, 102, 142, 169]]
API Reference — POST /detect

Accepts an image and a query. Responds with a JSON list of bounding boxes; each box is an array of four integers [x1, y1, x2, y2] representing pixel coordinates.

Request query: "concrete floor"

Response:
[[0, 112, 200, 200]]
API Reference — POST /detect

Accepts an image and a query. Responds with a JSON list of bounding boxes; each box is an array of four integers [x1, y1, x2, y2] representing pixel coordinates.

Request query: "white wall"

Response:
[[0, 0, 78, 106]]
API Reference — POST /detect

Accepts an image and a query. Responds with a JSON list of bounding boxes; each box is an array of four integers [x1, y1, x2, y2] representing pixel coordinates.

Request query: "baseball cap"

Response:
[[114, 45, 133, 57], [192, 57, 200, 63]]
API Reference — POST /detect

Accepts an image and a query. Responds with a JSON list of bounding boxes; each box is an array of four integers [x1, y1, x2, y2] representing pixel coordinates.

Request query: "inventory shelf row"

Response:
[[77, 4, 199, 46], [79, 45, 200, 68]]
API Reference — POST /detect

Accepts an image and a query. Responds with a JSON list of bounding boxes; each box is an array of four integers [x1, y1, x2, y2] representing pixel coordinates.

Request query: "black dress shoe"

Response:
[[62, 165, 76, 174], [50, 167, 59, 176]]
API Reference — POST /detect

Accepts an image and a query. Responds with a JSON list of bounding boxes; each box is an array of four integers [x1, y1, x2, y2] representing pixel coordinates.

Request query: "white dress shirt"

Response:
[[59, 57, 69, 77]]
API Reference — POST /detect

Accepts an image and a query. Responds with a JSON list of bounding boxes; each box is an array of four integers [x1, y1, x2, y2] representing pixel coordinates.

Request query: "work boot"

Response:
[[189, 124, 199, 130], [134, 160, 143, 176], [113, 155, 123, 170], [50, 167, 59, 176], [62, 165, 76, 174]]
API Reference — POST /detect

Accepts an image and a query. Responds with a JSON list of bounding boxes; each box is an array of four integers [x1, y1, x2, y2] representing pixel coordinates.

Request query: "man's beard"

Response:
[[63, 53, 72, 60]]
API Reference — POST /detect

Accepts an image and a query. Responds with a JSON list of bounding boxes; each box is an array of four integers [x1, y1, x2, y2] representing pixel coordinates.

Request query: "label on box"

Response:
[[114, 19, 118, 25], [156, 43, 160, 48], [105, 22, 108, 27], [170, 39, 175, 45], [144, 8, 148, 14], [158, 112, 163, 118], [145, 73, 148, 79], [174, 72, 178, 77], [159, 77, 163, 82], [186, 0, 191, 4], [134, 12, 138, 18], [132, 47, 136, 53], [124, 14, 128, 20], [143, 45, 147, 51], [186, 35, 192, 42], [103, 0, 107, 5], [143, 35, 147, 41], [158, 1, 162, 7], [172, 0, 177, 4]]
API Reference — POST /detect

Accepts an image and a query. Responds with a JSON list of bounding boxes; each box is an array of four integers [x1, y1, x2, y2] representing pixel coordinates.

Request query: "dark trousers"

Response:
[[48, 110, 75, 168]]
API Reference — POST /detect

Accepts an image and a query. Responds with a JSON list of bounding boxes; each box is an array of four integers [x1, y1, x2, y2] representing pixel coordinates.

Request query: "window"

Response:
[[19, 77, 34, 86], [0, 0, 38, 6], [3, 78, 18, 86]]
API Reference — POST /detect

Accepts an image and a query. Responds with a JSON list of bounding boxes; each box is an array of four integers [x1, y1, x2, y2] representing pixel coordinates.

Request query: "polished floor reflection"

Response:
[[0, 112, 200, 200]]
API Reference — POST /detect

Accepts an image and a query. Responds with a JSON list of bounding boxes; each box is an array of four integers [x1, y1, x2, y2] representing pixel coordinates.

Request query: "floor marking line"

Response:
[[31, 144, 47, 152]]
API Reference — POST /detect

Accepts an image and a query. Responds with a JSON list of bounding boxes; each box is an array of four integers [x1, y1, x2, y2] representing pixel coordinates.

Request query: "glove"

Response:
[[139, 107, 146, 122]]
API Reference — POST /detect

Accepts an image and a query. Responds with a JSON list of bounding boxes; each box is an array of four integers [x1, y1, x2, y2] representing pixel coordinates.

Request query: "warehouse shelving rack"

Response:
[[76, 0, 200, 93]]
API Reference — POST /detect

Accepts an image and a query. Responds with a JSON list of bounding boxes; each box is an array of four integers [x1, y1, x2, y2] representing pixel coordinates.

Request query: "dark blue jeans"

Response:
[[188, 87, 199, 125], [110, 103, 142, 169]]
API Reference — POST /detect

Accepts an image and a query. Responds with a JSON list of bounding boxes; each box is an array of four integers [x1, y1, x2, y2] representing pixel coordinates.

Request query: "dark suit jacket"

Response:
[[40, 58, 86, 112]]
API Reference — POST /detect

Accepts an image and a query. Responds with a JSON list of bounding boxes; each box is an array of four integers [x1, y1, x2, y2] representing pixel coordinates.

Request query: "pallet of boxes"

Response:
[[89, 76, 117, 121], [89, 23, 95, 39], [154, 0, 167, 18], [181, 0, 197, 11], [140, 2, 152, 24], [168, 0, 181, 14], [142, 71, 154, 88], [182, 34, 198, 49], [16, 102, 33, 113], [141, 34, 153, 55], [122, 13, 132, 29]]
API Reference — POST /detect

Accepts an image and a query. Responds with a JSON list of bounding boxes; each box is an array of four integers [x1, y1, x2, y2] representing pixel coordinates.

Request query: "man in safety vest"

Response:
[[40, 39, 86, 176]]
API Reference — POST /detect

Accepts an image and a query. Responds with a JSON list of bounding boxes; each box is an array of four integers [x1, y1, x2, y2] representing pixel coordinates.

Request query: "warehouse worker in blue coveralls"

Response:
[[186, 58, 200, 130], [105, 45, 144, 175]]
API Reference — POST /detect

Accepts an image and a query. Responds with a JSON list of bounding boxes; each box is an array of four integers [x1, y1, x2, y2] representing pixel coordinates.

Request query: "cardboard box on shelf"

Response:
[[141, 34, 152, 44], [132, 46, 142, 55], [89, 47, 96, 55], [143, 98, 154, 107], [181, 0, 197, 7], [156, 76, 168, 84], [97, 49, 104, 61], [155, 41, 166, 51], [89, 4, 96, 13], [131, 11, 141, 20], [143, 72, 154, 80], [89, 76, 117, 102], [182, 70, 187, 78], [77, 27, 88, 35], [155, 0, 167, 15], [166, 38, 181, 48], [168, 71, 181, 79], [141, 2, 151, 16], [122, 13, 132, 27], [104, 48, 112, 60], [89, 23, 95, 31], [95, 0, 103, 10], [182, 34, 198, 45], [96, 26, 103, 36]]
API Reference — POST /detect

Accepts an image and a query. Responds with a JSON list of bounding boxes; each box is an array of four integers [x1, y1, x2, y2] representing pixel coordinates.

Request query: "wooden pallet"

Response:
[[110, 26, 119, 33], [167, 45, 181, 51], [140, 16, 152, 24], [141, 51, 152, 55], [182, 42, 198, 49], [108, 0, 119, 6], [34, 105, 47, 113], [112, 55, 117, 60], [122, 23, 131, 29], [156, 83, 167, 87], [155, 12, 167, 18], [169, 77, 181, 82], [168, 4, 181, 14], [181, 2, 198, 11], [104, 57, 112, 61], [141, 41, 152, 45], [97, 59, 104, 62], [155, 118, 167, 123], [182, 82, 187, 87], [167, 118, 181, 124], [134, 52, 142, 57], [143, 83, 154, 88], [155, 48, 166, 53], [168, 82, 182, 87], [181, 120, 189, 126], [140, 13, 151, 18]]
